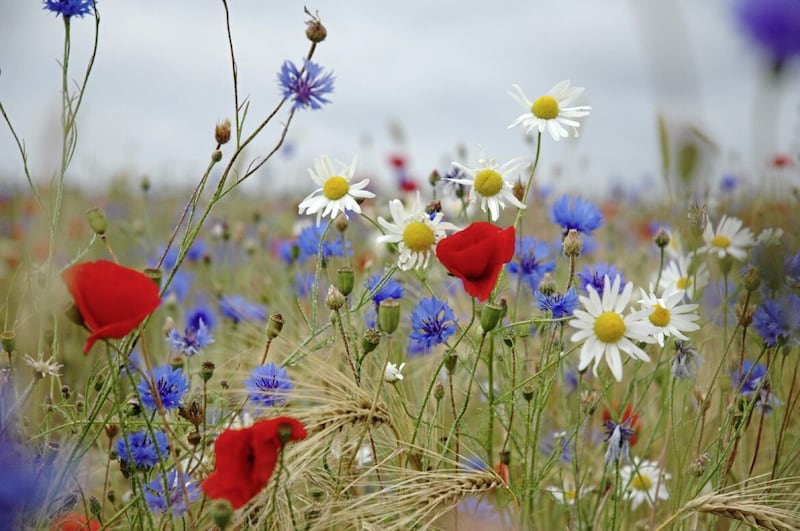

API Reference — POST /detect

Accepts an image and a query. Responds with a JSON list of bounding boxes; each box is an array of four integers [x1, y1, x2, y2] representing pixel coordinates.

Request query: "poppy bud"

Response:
[[89, 496, 101, 517], [337, 267, 355, 296], [107, 490, 116, 504], [480, 299, 506, 333], [654, 227, 670, 249], [562, 229, 582, 257], [85, 207, 108, 236], [444, 353, 458, 374], [267, 313, 285, 340], [326, 286, 346, 311], [211, 499, 234, 530], [434, 382, 445, 401], [215, 119, 231, 146], [522, 384, 535, 402], [378, 300, 400, 334], [0, 330, 16, 353], [361, 328, 381, 355]]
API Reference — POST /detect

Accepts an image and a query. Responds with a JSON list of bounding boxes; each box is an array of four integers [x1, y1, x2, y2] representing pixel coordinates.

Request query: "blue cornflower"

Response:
[[540, 431, 572, 464], [732, 360, 767, 396], [550, 194, 604, 236], [535, 288, 579, 319], [168, 318, 214, 357], [672, 340, 701, 380], [736, 0, 800, 69], [752, 294, 800, 347], [186, 304, 216, 331], [603, 417, 635, 465], [786, 251, 800, 287], [138, 366, 189, 412], [277, 59, 335, 111], [43, 0, 93, 18], [576, 263, 625, 296], [162, 270, 193, 304], [506, 237, 555, 293], [275, 239, 297, 265], [296, 223, 351, 263], [0, 431, 53, 523], [720, 174, 739, 193], [143, 469, 201, 517], [115, 430, 170, 470], [364, 273, 404, 305], [244, 363, 293, 408], [409, 297, 457, 352], [219, 294, 267, 323]]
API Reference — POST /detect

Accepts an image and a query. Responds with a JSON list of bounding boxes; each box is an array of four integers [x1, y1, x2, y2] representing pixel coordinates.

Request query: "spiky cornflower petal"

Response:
[[138, 366, 189, 412], [508, 81, 592, 141], [409, 297, 457, 353], [535, 288, 579, 319], [243, 363, 293, 408], [364, 273, 404, 305], [507, 237, 555, 294], [277, 59, 335, 111], [43, 0, 94, 18], [298, 155, 375, 226], [603, 418, 635, 465], [672, 340, 701, 380], [219, 294, 267, 324], [296, 222, 352, 263], [168, 318, 214, 357], [550, 195, 604, 236], [752, 294, 800, 347], [577, 262, 625, 296], [115, 430, 170, 470], [376, 191, 458, 271], [144, 469, 201, 517]]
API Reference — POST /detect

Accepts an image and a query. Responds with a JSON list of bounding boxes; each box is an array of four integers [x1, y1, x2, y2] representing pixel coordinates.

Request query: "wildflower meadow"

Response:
[[3, 2, 800, 530]]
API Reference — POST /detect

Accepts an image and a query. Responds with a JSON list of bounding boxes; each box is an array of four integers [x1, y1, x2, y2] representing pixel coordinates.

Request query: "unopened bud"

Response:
[[736, 304, 755, 327], [89, 496, 101, 517], [562, 229, 582, 257], [334, 213, 349, 233], [742, 267, 760, 292], [305, 17, 327, 43], [170, 355, 185, 371], [654, 227, 670, 248], [378, 300, 400, 334], [361, 328, 381, 355], [522, 384, 535, 402], [104, 424, 119, 440], [325, 286, 346, 311], [512, 180, 525, 203], [211, 149, 223, 163], [433, 382, 445, 401], [0, 330, 16, 353], [215, 119, 231, 146], [428, 169, 441, 187], [689, 452, 710, 477], [337, 267, 355, 296], [537, 273, 557, 296], [200, 361, 216, 382], [85, 207, 108, 235], [211, 499, 234, 530], [480, 300, 506, 333], [444, 354, 458, 374], [425, 200, 442, 216], [267, 313, 284, 340], [188, 430, 202, 446], [140, 175, 151, 193]]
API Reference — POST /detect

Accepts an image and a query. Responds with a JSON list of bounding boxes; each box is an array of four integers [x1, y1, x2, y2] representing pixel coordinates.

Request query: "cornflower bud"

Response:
[[326, 286, 346, 311], [305, 16, 327, 42], [200, 361, 216, 382], [654, 227, 670, 248], [215, 119, 232, 146], [562, 229, 582, 257], [537, 273, 556, 296]]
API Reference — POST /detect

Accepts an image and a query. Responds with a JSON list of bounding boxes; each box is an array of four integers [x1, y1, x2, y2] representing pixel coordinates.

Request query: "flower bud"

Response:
[[305, 18, 327, 43], [425, 200, 442, 216], [211, 499, 234, 530], [89, 496, 101, 517], [200, 361, 216, 382], [741, 267, 760, 292], [537, 273, 556, 296], [0, 330, 16, 353], [378, 300, 400, 334], [85, 207, 108, 236], [434, 382, 445, 401], [334, 213, 349, 233], [325, 286, 346, 311], [654, 227, 670, 249], [188, 430, 202, 446], [480, 300, 506, 333], [444, 354, 458, 374], [736, 303, 755, 327], [170, 355, 185, 371], [337, 267, 355, 297], [267, 313, 285, 340], [144, 268, 162, 289], [512, 180, 525, 203], [215, 119, 231, 146], [61, 385, 71, 399], [361, 328, 381, 355], [141, 175, 151, 193], [522, 384, 535, 402], [562, 229, 582, 257], [689, 453, 710, 477], [211, 150, 223, 163], [104, 424, 119, 440], [428, 169, 441, 187]]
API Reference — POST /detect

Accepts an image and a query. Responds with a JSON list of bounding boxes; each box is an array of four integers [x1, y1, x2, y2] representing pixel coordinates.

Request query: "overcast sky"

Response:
[[1, 0, 799, 197]]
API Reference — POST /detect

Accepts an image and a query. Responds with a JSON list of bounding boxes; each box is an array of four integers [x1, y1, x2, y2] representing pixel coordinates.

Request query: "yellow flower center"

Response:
[[531, 95, 559, 120], [402, 221, 435, 252], [564, 489, 577, 502], [473, 169, 504, 197], [676, 277, 690, 290], [323, 176, 350, 200], [594, 312, 625, 343], [630, 473, 653, 491], [649, 304, 671, 327], [711, 235, 731, 249]]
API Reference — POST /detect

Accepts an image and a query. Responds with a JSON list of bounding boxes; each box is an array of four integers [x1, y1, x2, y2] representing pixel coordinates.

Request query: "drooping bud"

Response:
[[428, 169, 441, 188], [378, 300, 400, 334], [85, 207, 108, 236], [337, 267, 355, 297]]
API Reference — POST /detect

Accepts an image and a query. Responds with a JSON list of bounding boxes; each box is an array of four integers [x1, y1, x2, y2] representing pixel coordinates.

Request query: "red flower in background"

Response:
[[62, 260, 161, 354], [602, 404, 640, 446], [435, 222, 515, 302], [50, 513, 101, 531], [201, 416, 307, 509]]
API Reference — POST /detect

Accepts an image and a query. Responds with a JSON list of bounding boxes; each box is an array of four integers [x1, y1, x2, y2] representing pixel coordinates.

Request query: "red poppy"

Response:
[[435, 222, 515, 302], [62, 260, 161, 354], [50, 514, 101, 531], [602, 404, 640, 446], [201, 416, 307, 509]]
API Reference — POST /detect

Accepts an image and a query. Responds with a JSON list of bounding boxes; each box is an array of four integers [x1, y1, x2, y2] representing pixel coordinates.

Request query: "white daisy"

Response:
[[508, 81, 592, 141], [658, 253, 709, 302], [568, 275, 655, 382], [449, 154, 527, 221], [544, 485, 592, 506], [698, 215, 754, 261], [376, 191, 458, 270], [638, 287, 701, 347], [384, 361, 406, 383], [298, 154, 375, 225], [620, 458, 671, 510], [23, 353, 63, 379]]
